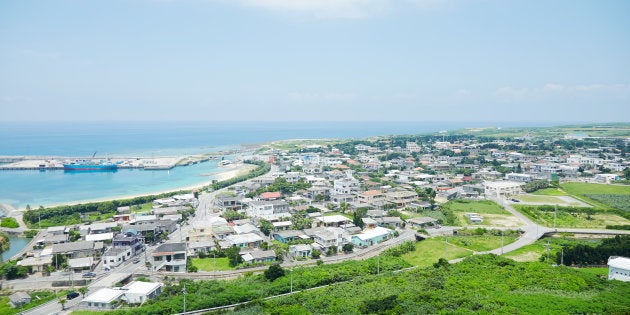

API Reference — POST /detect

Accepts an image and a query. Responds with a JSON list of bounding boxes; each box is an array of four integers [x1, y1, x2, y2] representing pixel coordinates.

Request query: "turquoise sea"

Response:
[[0, 120, 555, 209]]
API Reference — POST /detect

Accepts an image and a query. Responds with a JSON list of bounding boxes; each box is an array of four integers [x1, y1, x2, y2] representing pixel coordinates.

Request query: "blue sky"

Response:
[[0, 0, 629, 122]]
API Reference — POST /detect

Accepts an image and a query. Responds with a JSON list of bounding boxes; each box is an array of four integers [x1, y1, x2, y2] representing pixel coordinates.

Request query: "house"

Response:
[[608, 256, 630, 282], [378, 216, 403, 228], [188, 241, 215, 256], [362, 217, 378, 229], [17, 255, 53, 274], [385, 190, 418, 208], [241, 249, 276, 264], [273, 230, 306, 243], [272, 221, 292, 232], [225, 233, 263, 248], [9, 292, 30, 308], [68, 257, 94, 273], [351, 227, 394, 247], [81, 288, 125, 310], [312, 215, 352, 228], [406, 217, 439, 228], [152, 243, 187, 273], [86, 233, 114, 242], [122, 281, 163, 305], [357, 190, 385, 206], [260, 191, 282, 200], [113, 230, 144, 254], [188, 222, 215, 242], [103, 247, 133, 268], [289, 244, 313, 258], [215, 195, 244, 212], [52, 241, 103, 259], [247, 200, 290, 219]]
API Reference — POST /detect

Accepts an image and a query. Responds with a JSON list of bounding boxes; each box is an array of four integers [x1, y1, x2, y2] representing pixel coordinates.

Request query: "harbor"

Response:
[[0, 155, 218, 171]]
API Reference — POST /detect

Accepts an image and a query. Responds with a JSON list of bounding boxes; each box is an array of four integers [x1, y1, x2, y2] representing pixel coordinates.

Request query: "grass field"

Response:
[[516, 194, 586, 206], [0, 291, 59, 315], [456, 213, 524, 228], [531, 188, 568, 196], [447, 235, 517, 252], [402, 237, 472, 267], [445, 199, 509, 214], [192, 257, 234, 271]]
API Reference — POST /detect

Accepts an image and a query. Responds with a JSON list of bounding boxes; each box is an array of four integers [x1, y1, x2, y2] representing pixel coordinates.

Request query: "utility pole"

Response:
[[377, 254, 380, 275], [561, 247, 564, 266], [554, 204, 557, 229], [213, 252, 216, 276], [290, 268, 293, 293], [545, 241, 551, 263], [182, 284, 187, 313], [501, 230, 504, 255], [445, 238, 449, 260]]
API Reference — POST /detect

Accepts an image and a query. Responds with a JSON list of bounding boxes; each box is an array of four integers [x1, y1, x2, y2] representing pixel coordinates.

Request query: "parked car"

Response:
[[67, 292, 80, 300], [82, 272, 96, 278], [133, 258, 141, 264]]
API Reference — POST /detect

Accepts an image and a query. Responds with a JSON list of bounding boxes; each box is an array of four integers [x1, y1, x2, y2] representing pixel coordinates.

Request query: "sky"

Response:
[[0, 0, 629, 122]]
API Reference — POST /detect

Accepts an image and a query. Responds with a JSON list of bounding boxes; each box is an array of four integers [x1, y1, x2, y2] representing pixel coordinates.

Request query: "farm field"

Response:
[[515, 205, 630, 228], [503, 237, 603, 262], [560, 183, 630, 211], [532, 188, 568, 196], [447, 234, 518, 252]]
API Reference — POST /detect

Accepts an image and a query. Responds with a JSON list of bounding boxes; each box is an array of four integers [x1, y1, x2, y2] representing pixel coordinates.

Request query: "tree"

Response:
[[342, 243, 354, 253], [225, 247, 243, 267], [59, 297, 67, 310], [78, 286, 88, 298], [353, 208, 368, 229], [259, 219, 273, 237], [264, 264, 285, 282], [624, 167, 630, 180], [339, 202, 349, 213], [311, 249, 321, 259]]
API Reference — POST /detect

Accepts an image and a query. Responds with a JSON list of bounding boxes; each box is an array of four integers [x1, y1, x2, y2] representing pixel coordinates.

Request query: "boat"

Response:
[[63, 160, 118, 171]]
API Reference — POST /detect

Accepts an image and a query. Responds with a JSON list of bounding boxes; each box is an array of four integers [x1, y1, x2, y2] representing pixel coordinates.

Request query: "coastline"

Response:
[[11, 162, 258, 211]]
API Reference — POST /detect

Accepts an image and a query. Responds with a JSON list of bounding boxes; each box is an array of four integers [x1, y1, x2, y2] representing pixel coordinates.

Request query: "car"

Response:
[[66, 292, 80, 300], [133, 258, 141, 264], [82, 272, 96, 278]]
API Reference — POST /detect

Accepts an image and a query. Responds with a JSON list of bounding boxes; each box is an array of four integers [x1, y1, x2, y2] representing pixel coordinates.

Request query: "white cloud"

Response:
[[237, 0, 390, 19]]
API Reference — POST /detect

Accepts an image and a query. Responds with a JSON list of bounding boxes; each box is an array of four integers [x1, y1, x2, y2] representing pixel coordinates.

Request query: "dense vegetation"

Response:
[[522, 179, 551, 193], [210, 160, 270, 191], [559, 235, 630, 266], [100, 256, 410, 315], [259, 254, 630, 314], [585, 194, 630, 212]]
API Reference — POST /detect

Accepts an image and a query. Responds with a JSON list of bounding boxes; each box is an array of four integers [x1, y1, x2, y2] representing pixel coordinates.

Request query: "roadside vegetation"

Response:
[[515, 204, 630, 229], [0, 217, 19, 228]]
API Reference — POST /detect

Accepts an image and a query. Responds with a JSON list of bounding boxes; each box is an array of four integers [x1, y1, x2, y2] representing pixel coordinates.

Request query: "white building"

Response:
[[608, 256, 630, 282], [121, 281, 163, 305], [82, 288, 125, 310], [484, 181, 524, 198]]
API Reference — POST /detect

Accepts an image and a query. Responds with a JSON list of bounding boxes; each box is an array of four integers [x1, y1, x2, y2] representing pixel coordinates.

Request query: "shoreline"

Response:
[[9, 163, 258, 211]]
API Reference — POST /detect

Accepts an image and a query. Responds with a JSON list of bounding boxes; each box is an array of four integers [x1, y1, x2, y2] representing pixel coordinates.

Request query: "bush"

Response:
[[264, 264, 285, 282], [0, 218, 19, 228]]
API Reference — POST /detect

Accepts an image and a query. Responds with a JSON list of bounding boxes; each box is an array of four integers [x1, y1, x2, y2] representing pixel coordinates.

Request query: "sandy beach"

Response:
[[11, 162, 258, 211]]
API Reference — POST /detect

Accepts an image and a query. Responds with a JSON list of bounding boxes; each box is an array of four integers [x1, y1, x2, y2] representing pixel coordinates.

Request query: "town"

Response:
[[1, 125, 630, 314]]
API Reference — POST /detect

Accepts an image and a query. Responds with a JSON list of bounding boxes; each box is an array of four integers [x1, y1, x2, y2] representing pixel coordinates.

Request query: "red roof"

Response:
[[261, 191, 282, 199]]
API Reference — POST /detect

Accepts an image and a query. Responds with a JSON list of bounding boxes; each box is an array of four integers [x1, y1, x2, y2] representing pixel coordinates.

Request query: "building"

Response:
[[152, 243, 187, 273], [385, 190, 418, 208], [103, 247, 133, 268], [351, 227, 394, 247], [82, 288, 125, 310], [483, 181, 524, 198], [289, 244, 313, 258], [406, 217, 439, 228], [357, 190, 385, 206], [240, 250, 276, 264], [505, 173, 533, 183], [608, 256, 630, 282], [122, 281, 163, 305]]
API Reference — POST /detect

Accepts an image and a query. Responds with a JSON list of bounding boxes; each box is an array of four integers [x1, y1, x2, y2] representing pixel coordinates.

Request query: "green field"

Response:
[[402, 237, 473, 267], [191, 257, 234, 271], [560, 183, 630, 211], [444, 199, 509, 214], [447, 235, 518, 252], [532, 188, 568, 196], [515, 205, 630, 228]]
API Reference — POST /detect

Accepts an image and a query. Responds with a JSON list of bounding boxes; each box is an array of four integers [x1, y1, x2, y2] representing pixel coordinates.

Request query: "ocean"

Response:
[[0, 120, 552, 209]]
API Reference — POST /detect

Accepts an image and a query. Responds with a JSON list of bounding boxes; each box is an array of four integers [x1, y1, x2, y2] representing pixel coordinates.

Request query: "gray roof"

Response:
[[9, 292, 30, 304], [52, 241, 95, 254], [153, 242, 186, 255]]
